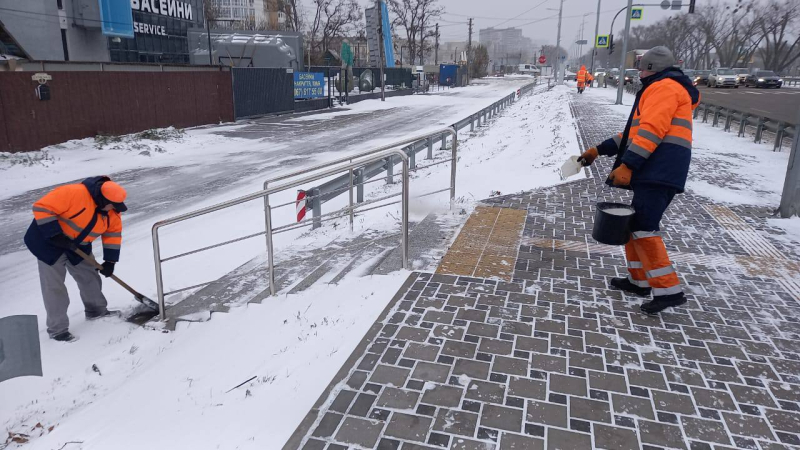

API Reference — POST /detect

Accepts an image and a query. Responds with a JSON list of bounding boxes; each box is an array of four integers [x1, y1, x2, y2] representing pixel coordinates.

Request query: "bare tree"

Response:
[[388, 0, 443, 66], [308, 0, 362, 64], [758, 0, 800, 72]]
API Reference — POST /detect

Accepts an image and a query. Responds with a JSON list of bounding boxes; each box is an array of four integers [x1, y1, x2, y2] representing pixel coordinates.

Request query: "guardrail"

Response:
[[623, 81, 795, 151], [149, 81, 538, 320], [300, 80, 540, 226], [151, 148, 410, 320]]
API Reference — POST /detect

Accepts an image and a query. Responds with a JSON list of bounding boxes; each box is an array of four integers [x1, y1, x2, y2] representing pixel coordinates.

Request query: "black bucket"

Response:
[[592, 202, 635, 245]]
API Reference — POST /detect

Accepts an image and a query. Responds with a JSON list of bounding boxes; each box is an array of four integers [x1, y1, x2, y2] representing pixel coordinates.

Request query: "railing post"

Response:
[[407, 145, 415, 169], [441, 133, 447, 150], [348, 168, 354, 231], [724, 110, 734, 132], [151, 226, 166, 320], [712, 106, 721, 127], [386, 156, 394, 184], [702, 104, 710, 123], [470, 115, 475, 132], [779, 112, 800, 218], [693, 104, 700, 119], [264, 192, 276, 295], [774, 122, 786, 152], [427, 136, 433, 159], [755, 117, 766, 143], [311, 188, 322, 229], [401, 157, 409, 270], [450, 128, 458, 209], [738, 113, 750, 137], [355, 168, 364, 203]]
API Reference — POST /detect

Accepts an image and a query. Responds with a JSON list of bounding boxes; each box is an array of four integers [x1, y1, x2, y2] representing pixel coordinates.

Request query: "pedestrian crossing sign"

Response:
[[596, 35, 609, 48], [631, 8, 643, 20]]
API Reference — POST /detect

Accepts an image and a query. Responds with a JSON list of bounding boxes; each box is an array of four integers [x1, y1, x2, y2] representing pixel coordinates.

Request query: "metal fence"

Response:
[[231, 67, 295, 118], [623, 81, 795, 151], [149, 81, 539, 319], [300, 80, 540, 226]]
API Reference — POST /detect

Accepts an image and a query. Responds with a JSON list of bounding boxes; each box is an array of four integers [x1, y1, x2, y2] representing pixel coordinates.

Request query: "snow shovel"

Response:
[[70, 247, 160, 312]]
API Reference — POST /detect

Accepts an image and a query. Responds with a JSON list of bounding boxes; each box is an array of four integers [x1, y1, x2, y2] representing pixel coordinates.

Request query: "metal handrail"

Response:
[[151, 148, 410, 320]]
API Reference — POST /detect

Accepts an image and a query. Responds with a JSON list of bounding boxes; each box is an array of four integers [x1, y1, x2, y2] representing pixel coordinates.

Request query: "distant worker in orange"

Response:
[[586, 72, 595, 88], [576, 65, 588, 93], [24, 176, 127, 342], [577, 47, 700, 314]]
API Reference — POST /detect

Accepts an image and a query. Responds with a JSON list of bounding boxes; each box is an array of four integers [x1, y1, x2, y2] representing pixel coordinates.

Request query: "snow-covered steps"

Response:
[[160, 212, 464, 330]]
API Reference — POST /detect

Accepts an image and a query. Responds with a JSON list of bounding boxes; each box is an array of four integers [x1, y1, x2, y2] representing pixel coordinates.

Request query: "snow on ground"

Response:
[[1, 80, 578, 449], [582, 84, 791, 207]]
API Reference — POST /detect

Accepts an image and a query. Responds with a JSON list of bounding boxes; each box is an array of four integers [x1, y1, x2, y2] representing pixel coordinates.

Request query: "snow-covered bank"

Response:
[[1, 83, 580, 449]]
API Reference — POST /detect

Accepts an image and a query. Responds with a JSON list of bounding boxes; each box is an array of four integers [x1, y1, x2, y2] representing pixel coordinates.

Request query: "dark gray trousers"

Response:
[[37, 254, 108, 337]]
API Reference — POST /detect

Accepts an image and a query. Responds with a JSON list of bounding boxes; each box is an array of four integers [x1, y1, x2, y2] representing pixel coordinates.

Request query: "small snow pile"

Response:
[[94, 127, 185, 156]]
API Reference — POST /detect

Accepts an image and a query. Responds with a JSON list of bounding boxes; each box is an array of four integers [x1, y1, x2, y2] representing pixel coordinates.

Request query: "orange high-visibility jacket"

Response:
[[576, 66, 588, 86], [24, 176, 123, 265], [597, 71, 700, 192]]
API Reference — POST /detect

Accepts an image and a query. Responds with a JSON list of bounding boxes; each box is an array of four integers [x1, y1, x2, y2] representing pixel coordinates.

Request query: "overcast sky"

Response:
[[346, 0, 683, 50]]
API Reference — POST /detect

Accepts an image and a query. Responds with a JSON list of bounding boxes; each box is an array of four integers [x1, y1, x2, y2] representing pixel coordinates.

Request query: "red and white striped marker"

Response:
[[296, 190, 307, 222]]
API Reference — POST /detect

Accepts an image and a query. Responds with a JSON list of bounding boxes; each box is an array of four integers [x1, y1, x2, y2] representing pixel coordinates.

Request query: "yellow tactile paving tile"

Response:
[[436, 206, 527, 281]]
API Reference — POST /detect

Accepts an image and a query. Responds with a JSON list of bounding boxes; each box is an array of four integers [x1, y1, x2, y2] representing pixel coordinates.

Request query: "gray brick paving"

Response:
[[286, 91, 800, 450]]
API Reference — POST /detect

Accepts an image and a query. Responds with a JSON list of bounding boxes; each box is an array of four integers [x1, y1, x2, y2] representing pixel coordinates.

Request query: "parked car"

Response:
[[594, 67, 606, 77], [708, 68, 738, 88], [744, 70, 783, 88], [732, 68, 750, 85], [624, 69, 638, 84], [564, 71, 577, 81], [693, 70, 711, 85]]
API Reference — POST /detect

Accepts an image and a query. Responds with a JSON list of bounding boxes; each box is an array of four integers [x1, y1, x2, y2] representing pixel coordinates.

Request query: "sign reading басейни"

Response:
[[294, 72, 325, 99], [131, 0, 194, 20]]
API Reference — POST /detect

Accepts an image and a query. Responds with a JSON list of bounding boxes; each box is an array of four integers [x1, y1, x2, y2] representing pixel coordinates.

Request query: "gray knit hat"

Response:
[[639, 46, 676, 72]]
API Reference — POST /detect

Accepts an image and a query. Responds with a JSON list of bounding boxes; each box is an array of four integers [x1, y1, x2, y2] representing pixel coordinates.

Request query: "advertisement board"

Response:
[[294, 72, 325, 99]]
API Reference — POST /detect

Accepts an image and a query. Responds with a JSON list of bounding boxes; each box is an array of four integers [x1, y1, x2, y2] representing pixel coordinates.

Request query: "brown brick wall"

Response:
[[0, 71, 234, 153]]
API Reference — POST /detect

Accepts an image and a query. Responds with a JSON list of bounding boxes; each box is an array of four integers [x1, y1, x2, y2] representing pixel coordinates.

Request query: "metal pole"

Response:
[[348, 168, 354, 231], [377, 0, 386, 101], [779, 113, 800, 217], [263, 190, 276, 296], [590, 0, 601, 73], [555, 0, 565, 85], [450, 129, 457, 209], [312, 188, 322, 229], [355, 168, 364, 203], [206, 19, 213, 65], [616, 0, 634, 105], [401, 158, 409, 270], [151, 227, 166, 320]]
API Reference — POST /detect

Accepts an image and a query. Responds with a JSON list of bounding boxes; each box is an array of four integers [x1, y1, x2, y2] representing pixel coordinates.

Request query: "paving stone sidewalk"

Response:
[[285, 90, 800, 450]]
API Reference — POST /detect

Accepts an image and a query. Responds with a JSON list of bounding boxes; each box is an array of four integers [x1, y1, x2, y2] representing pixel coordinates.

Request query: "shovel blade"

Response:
[[135, 294, 160, 312]]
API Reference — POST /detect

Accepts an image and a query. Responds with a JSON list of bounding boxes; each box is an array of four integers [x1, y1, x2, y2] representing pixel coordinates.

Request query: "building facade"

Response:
[[0, 0, 205, 64], [479, 27, 524, 70]]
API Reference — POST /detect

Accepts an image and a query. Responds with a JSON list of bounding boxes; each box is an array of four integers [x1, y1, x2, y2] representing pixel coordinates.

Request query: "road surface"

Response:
[[0, 77, 533, 258], [696, 85, 800, 124]]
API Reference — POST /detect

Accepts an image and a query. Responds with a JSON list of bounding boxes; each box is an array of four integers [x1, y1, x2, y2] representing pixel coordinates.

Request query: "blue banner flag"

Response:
[[381, 1, 395, 68], [98, 0, 134, 38]]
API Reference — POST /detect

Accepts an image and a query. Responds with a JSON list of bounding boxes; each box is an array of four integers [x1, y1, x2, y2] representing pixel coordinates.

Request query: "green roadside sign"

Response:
[[596, 35, 609, 48]]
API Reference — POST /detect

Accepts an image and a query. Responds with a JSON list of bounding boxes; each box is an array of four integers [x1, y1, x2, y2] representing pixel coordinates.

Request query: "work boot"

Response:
[[640, 294, 687, 315], [86, 309, 121, 320], [51, 331, 78, 342], [609, 277, 651, 297]]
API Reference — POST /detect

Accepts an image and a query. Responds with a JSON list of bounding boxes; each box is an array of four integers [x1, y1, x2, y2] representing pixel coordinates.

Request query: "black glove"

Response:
[[99, 261, 115, 278], [49, 234, 75, 250]]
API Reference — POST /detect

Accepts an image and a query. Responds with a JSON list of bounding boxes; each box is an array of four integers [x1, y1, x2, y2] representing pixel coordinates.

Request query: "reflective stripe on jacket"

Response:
[[596, 69, 700, 192], [24, 176, 123, 266]]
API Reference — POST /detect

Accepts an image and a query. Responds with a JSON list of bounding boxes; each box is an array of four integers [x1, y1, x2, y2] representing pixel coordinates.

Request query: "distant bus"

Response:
[[518, 64, 541, 75]]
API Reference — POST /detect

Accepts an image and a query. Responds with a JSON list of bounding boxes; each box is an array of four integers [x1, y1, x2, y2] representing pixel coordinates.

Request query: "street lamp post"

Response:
[[554, 0, 565, 84], [590, 0, 601, 74], [616, 0, 634, 105]]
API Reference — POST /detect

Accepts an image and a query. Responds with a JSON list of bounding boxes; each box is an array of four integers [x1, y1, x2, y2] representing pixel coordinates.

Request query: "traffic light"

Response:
[[689, 0, 696, 13], [609, 34, 615, 54]]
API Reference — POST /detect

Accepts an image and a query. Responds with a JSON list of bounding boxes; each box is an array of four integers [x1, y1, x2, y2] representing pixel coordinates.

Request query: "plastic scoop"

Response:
[[559, 155, 583, 180]]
